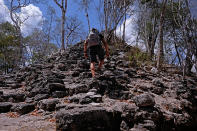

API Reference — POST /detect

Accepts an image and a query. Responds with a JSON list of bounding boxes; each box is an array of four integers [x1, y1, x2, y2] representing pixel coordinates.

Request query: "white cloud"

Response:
[[116, 1, 146, 51], [116, 15, 146, 51], [116, 17, 137, 43], [0, 0, 11, 22], [0, 0, 43, 36], [19, 4, 43, 36]]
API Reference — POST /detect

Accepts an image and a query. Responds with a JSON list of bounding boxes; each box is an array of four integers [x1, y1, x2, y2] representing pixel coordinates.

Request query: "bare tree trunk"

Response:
[[172, 27, 182, 66], [10, 0, 30, 66], [61, 9, 65, 50], [122, 0, 126, 42], [185, 47, 192, 74], [85, 9, 90, 33], [82, 0, 91, 33], [150, 12, 158, 60], [47, 9, 54, 45], [104, 0, 109, 35], [54, 0, 67, 50], [157, 0, 168, 70]]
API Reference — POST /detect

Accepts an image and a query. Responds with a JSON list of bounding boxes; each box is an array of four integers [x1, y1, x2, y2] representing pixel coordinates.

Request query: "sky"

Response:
[[0, 0, 101, 36], [0, 0, 197, 43]]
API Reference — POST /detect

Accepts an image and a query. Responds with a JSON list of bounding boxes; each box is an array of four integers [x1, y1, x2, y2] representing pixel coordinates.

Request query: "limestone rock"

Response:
[[134, 93, 155, 107], [0, 102, 12, 113]]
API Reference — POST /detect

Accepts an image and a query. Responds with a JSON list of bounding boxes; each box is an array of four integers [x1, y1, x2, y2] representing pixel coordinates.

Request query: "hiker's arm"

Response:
[[84, 40, 88, 58], [102, 39, 109, 57]]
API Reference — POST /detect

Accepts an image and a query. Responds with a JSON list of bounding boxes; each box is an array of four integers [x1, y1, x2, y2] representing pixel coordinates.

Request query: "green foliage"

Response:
[[127, 47, 152, 67], [0, 22, 20, 74], [24, 29, 58, 64]]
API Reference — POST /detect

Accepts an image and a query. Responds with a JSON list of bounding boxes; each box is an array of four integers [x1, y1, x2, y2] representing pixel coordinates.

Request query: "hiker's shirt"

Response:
[[87, 32, 104, 48], [85, 33, 105, 62]]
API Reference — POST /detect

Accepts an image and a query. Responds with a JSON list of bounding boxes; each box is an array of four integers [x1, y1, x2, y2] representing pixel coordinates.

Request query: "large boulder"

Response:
[[134, 93, 155, 107], [11, 103, 35, 115], [0, 102, 12, 113], [38, 98, 59, 111], [56, 106, 122, 131]]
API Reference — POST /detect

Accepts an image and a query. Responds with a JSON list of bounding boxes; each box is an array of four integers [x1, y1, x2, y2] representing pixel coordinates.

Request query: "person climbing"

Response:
[[84, 28, 109, 77]]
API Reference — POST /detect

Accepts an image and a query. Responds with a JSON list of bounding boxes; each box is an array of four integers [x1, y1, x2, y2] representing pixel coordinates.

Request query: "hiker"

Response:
[[84, 28, 109, 77]]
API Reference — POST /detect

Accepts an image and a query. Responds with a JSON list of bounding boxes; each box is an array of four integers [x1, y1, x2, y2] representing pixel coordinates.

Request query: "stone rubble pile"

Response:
[[0, 42, 197, 131]]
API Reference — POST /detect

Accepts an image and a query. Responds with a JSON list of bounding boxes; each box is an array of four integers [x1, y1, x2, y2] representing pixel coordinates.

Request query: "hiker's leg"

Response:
[[90, 62, 96, 77], [98, 59, 104, 69], [89, 46, 97, 77], [98, 46, 105, 69]]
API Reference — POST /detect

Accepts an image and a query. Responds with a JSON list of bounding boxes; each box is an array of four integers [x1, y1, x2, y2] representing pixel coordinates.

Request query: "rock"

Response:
[[11, 93, 26, 103], [139, 120, 156, 131], [56, 106, 121, 131], [134, 109, 160, 123], [86, 92, 95, 96], [34, 94, 49, 101], [0, 79, 5, 87], [132, 120, 156, 131], [174, 113, 193, 130], [134, 93, 155, 107], [11, 103, 35, 115], [125, 68, 136, 77], [38, 99, 59, 111], [67, 84, 89, 95], [138, 86, 149, 91], [56, 63, 66, 71], [71, 70, 80, 77], [47, 77, 64, 84], [52, 91, 67, 98], [151, 67, 158, 74], [88, 94, 102, 103], [69, 93, 102, 104], [51, 71, 65, 79], [120, 120, 129, 131], [129, 127, 148, 131], [80, 97, 92, 104], [152, 78, 164, 87], [47, 83, 66, 92], [89, 88, 97, 93], [25, 97, 34, 103], [69, 93, 91, 104], [1, 41, 197, 130], [0, 102, 12, 113], [28, 87, 50, 97], [2, 93, 26, 103], [152, 87, 164, 95], [6, 83, 22, 89], [78, 59, 90, 69]]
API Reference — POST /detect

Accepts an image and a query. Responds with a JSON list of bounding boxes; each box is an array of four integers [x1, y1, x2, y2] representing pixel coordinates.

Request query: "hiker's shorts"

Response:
[[88, 45, 105, 63]]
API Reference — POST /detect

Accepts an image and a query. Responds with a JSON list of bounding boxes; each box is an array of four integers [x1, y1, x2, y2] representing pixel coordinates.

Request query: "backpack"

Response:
[[87, 30, 101, 48]]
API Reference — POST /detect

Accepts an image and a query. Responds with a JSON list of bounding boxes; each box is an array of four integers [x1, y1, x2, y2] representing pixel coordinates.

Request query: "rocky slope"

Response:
[[0, 42, 197, 131]]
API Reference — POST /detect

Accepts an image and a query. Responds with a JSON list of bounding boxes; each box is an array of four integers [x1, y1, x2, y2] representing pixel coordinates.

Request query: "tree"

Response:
[[166, 0, 197, 75], [9, 0, 31, 65], [42, 6, 56, 46], [103, 0, 134, 42], [0, 22, 20, 74], [53, 16, 85, 47], [137, 0, 161, 60], [157, 0, 168, 70], [81, 0, 91, 33], [24, 29, 58, 64], [54, 0, 68, 50]]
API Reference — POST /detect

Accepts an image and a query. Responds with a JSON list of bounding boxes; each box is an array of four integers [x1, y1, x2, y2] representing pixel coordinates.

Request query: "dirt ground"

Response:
[[0, 112, 56, 131]]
